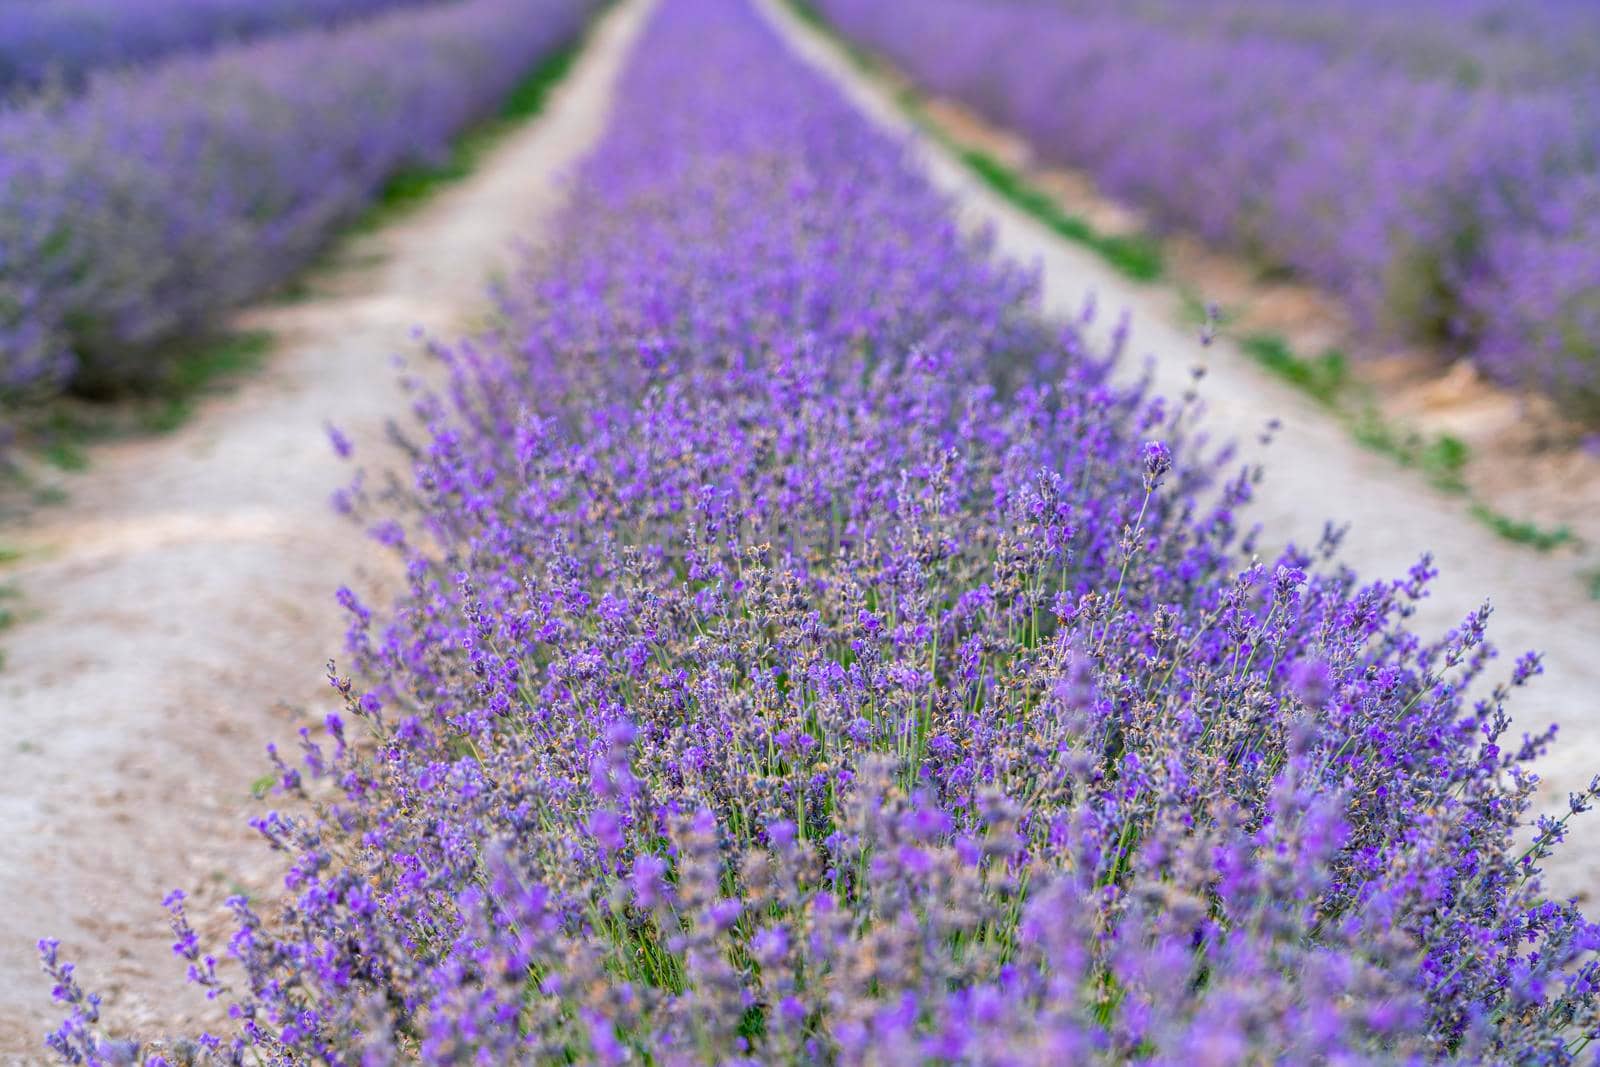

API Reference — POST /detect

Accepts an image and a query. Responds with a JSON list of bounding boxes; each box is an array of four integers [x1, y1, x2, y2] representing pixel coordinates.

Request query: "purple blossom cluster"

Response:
[[40, 0, 1600, 1062], [0, 0, 445, 95], [812, 0, 1600, 418], [0, 0, 592, 400]]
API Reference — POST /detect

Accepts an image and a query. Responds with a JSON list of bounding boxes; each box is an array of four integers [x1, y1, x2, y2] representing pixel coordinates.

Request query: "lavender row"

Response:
[[42, 0, 1600, 1061], [0, 0, 445, 95], [813, 0, 1600, 419], [0, 0, 593, 400], [1078, 0, 1600, 92]]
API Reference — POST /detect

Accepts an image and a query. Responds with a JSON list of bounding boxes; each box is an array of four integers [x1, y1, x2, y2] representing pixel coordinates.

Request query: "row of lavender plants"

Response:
[[0, 0, 446, 95], [1100, 0, 1600, 91], [0, 0, 593, 403], [41, 0, 1600, 1061], [812, 0, 1600, 420]]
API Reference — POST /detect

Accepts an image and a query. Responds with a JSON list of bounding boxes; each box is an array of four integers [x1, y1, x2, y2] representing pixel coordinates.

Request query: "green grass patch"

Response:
[[789, 0, 876, 67], [788, 0, 828, 30], [1178, 290, 1211, 327], [500, 42, 581, 120], [23, 330, 272, 471], [1417, 434, 1471, 494], [1349, 408, 1471, 495], [359, 41, 583, 230], [1586, 568, 1600, 601], [140, 330, 272, 434], [960, 148, 1089, 241], [1348, 410, 1410, 461], [1415, 433, 1471, 494], [33, 407, 108, 472], [0, 581, 19, 670], [1469, 504, 1575, 552], [1093, 233, 1165, 284], [1228, 330, 1480, 498], [39, 422, 90, 472], [1238, 333, 1348, 407], [956, 146, 1163, 283]]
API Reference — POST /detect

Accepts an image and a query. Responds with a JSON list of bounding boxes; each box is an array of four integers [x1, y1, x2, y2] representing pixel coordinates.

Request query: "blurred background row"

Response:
[[0, 0, 593, 423], [823, 0, 1600, 418]]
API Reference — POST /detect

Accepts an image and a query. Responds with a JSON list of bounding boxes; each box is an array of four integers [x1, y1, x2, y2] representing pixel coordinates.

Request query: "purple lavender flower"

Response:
[[1288, 657, 1335, 706], [1141, 440, 1173, 488]]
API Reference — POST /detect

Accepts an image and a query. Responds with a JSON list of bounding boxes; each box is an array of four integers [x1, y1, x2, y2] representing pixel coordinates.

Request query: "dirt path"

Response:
[[0, 2, 646, 1055], [758, 0, 1600, 898]]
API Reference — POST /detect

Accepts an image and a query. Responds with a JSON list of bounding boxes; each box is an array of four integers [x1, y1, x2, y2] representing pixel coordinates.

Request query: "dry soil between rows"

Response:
[[0, 2, 647, 1055], [758, 0, 1600, 897]]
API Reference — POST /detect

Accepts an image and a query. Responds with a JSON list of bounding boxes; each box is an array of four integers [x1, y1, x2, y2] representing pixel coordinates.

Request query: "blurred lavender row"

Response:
[[814, 0, 1600, 418], [43, 0, 1600, 1060], [0, 0, 447, 95], [1084, 0, 1600, 91], [0, 0, 594, 401]]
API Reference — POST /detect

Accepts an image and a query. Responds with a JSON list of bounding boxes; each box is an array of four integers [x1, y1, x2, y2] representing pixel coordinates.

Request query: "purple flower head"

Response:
[[1288, 658, 1336, 707], [588, 809, 624, 853], [1141, 440, 1173, 488], [325, 422, 353, 460]]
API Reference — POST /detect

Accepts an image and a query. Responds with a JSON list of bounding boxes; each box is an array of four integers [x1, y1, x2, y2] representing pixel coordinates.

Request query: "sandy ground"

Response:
[[0, 1, 646, 1056], [757, 0, 1600, 896]]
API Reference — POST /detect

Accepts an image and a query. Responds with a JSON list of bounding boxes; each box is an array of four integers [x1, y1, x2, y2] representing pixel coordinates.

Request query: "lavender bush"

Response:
[[0, 0, 446, 95], [41, 0, 1600, 1061], [812, 0, 1600, 418], [0, 0, 592, 400]]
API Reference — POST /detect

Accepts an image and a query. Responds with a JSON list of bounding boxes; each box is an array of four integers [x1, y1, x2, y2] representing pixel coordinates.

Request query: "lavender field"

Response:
[[6, 0, 1600, 1063], [0, 0, 447, 93]]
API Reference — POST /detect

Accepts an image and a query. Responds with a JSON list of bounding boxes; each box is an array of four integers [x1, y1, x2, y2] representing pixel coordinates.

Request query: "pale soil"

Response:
[[760, 0, 1600, 896], [0, 1, 647, 1057]]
